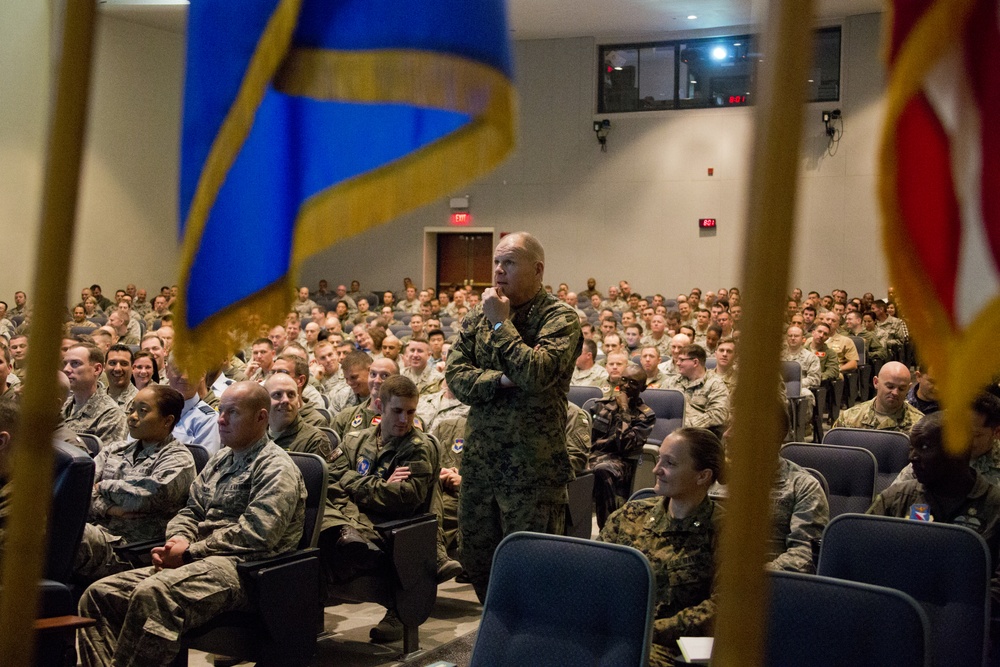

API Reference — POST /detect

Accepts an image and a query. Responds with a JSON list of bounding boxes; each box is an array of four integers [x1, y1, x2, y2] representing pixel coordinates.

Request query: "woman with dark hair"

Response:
[[599, 427, 724, 667], [131, 351, 159, 391]]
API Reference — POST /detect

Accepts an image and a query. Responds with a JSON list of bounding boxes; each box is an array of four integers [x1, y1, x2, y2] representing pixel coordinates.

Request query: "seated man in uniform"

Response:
[[62, 342, 129, 445], [869, 411, 1000, 568], [663, 344, 730, 434], [571, 339, 608, 388], [601, 350, 630, 397], [588, 365, 656, 527], [332, 357, 398, 439], [265, 372, 332, 459], [74, 385, 197, 583], [319, 376, 438, 643], [834, 361, 923, 433], [78, 381, 307, 667], [400, 337, 443, 395]]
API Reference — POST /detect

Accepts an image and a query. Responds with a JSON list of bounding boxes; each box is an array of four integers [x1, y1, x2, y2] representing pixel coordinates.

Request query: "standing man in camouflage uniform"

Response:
[[834, 361, 923, 433], [446, 232, 582, 601], [78, 381, 307, 667]]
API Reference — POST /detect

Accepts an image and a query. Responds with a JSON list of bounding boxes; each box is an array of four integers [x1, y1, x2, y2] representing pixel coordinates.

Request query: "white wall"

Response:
[[1, 12, 885, 307]]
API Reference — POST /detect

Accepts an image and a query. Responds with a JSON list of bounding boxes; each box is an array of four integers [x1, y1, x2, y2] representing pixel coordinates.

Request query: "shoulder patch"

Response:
[[329, 446, 342, 461], [413, 416, 423, 431], [351, 414, 363, 428], [371, 415, 382, 426], [198, 405, 216, 415], [357, 458, 371, 475], [452, 438, 464, 453]]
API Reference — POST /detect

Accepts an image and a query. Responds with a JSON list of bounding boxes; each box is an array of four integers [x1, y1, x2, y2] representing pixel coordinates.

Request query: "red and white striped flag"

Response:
[[881, 0, 1000, 451]]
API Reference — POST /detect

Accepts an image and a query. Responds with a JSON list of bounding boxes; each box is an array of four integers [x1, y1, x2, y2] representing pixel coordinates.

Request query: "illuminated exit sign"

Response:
[[450, 212, 472, 226]]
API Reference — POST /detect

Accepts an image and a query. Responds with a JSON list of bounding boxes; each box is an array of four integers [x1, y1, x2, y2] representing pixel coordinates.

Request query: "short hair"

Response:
[[873, 299, 887, 309], [427, 328, 445, 340], [625, 323, 643, 335], [706, 324, 723, 337], [506, 231, 545, 264], [581, 339, 597, 358], [697, 308, 711, 315], [143, 384, 185, 426], [252, 337, 274, 349], [0, 346, 9, 365], [581, 322, 594, 334], [0, 399, 20, 437], [70, 342, 105, 365], [718, 336, 736, 347], [9, 334, 27, 345], [90, 284, 102, 292], [141, 332, 164, 345], [379, 374, 419, 404], [802, 305, 816, 315], [341, 350, 373, 373], [680, 344, 707, 366], [640, 345, 660, 359], [675, 427, 725, 484], [972, 393, 1000, 429], [107, 343, 134, 363], [909, 412, 953, 455], [234, 381, 271, 415], [603, 333, 622, 347], [275, 353, 309, 380]]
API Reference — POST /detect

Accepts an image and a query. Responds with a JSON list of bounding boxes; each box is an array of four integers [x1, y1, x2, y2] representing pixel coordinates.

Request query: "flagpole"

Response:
[[0, 0, 98, 664], [711, 0, 815, 665]]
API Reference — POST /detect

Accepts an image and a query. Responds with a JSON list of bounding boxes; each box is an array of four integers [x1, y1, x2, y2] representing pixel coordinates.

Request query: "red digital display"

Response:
[[699, 218, 717, 229], [450, 212, 471, 226], [728, 95, 747, 104]]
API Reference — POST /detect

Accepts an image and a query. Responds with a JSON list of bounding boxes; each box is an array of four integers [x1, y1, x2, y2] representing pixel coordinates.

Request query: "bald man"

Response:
[[446, 232, 582, 601], [833, 361, 924, 433]]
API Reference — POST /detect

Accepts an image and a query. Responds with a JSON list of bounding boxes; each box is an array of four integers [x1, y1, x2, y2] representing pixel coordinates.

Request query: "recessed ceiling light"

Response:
[[807, 79, 814, 83], [687, 15, 697, 20]]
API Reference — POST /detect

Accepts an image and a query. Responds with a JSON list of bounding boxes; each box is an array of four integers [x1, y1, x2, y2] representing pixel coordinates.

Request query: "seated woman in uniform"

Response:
[[599, 427, 724, 667], [131, 351, 159, 392]]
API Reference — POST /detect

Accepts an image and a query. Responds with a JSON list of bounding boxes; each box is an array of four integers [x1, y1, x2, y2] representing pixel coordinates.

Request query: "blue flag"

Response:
[[175, 0, 516, 371]]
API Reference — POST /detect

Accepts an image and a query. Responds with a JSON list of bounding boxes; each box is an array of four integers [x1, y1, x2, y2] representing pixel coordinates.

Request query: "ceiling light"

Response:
[[711, 46, 728, 60], [687, 15, 697, 20]]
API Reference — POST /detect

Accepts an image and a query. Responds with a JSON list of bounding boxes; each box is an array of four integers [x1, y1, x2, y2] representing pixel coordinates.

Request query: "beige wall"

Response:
[[1, 14, 183, 307], [1, 11, 885, 309]]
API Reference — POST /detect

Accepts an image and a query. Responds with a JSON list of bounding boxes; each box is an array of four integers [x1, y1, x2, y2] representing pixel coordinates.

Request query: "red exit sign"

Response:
[[450, 212, 472, 226], [699, 218, 717, 229]]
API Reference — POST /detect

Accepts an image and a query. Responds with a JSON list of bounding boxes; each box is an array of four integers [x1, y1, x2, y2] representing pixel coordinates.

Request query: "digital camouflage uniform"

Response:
[[599, 496, 721, 667], [321, 423, 438, 576], [416, 390, 469, 433], [869, 471, 1000, 569], [108, 383, 138, 415], [75, 436, 196, 581], [662, 372, 730, 431], [766, 458, 829, 573], [641, 335, 672, 361], [588, 396, 656, 527], [446, 286, 582, 599], [79, 437, 307, 667], [833, 398, 924, 433], [856, 329, 887, 365], [893, 439, 1000, 487], [876, 315, 908, 348], [401, 364, 444, 395], [62, 389, 129, 446], [271, 413, 333, 460], [644, 368, 668, 390], [318, 368, 347, 397], [571, 363, 608, 388]]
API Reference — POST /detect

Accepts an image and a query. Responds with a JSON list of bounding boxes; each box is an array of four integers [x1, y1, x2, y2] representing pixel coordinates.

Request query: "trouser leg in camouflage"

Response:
[[78, 556, 248, 667], [591, 458, 630, 529], [458, 481, 566, 603], [73, 523, 132, 584]]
